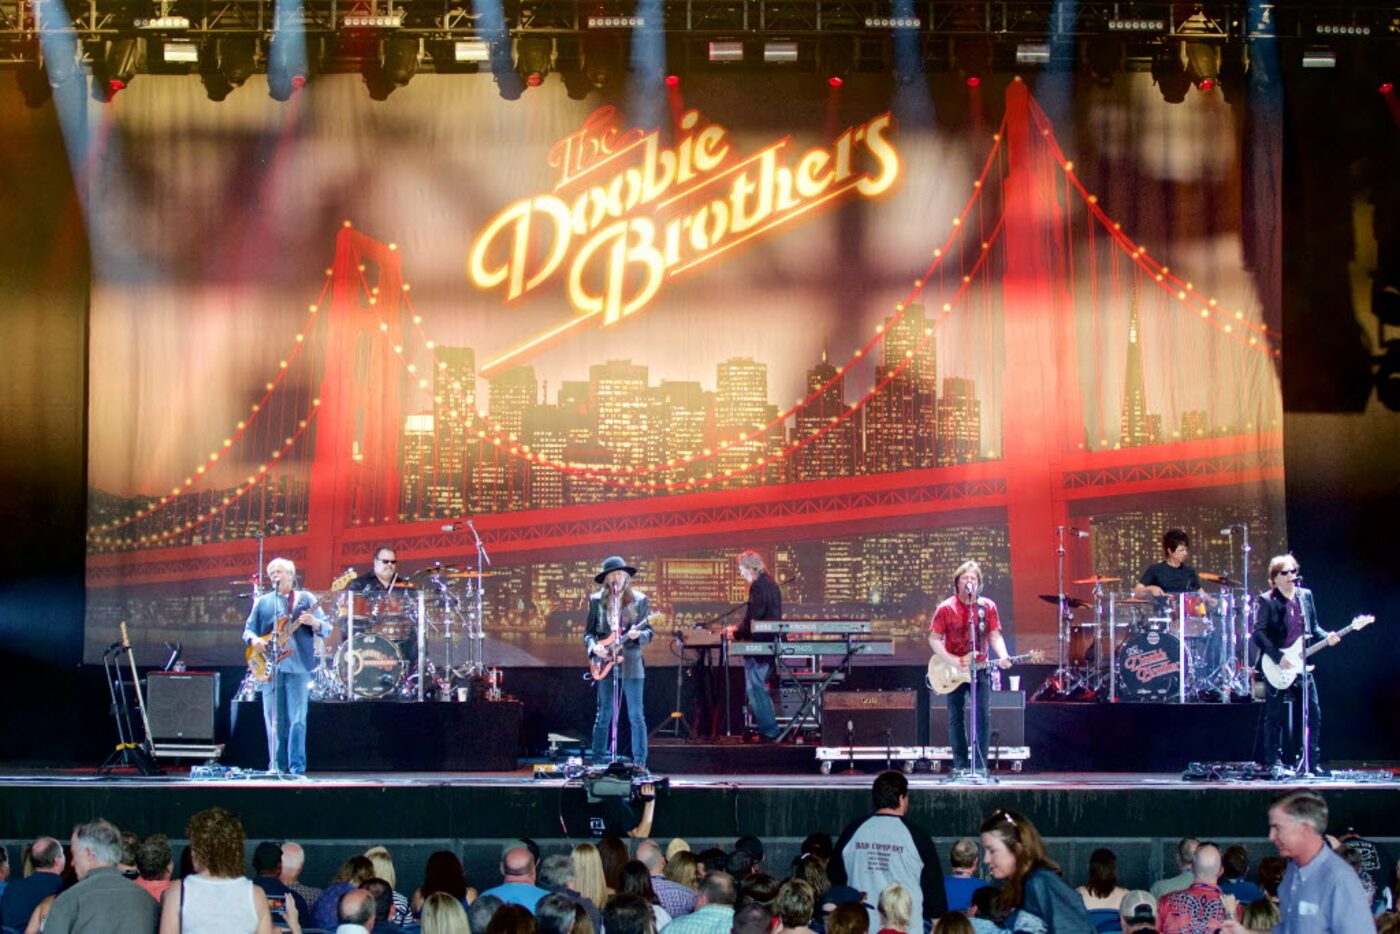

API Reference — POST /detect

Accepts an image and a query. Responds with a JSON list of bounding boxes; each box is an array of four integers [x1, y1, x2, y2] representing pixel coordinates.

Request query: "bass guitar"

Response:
[[1259, 614, 1374, 691], [927, 649, 1044, 696]]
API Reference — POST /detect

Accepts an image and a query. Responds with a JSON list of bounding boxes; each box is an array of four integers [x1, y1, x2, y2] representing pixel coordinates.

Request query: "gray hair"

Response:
[[267, 557, 296, 577], [73, 819, 124, 867], [1273, 790, 1329, 835], [736, 551, 766, 574], [538, 853, 576, 888]]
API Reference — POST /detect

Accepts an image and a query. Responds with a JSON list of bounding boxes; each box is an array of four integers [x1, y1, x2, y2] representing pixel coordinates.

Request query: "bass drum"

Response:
[[334, 632, 406, 699], [1117, 629, 1182, 700]]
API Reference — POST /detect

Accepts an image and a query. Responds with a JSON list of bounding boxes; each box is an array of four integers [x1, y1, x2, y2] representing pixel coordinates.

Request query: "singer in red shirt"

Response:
[[928, 560, 1011, 774]]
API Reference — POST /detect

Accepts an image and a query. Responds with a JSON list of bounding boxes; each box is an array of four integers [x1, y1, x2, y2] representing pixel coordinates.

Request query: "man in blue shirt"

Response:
[[244, 557, 331, 776], [1223, 791, 1372, 934], [477, 843, 552, 912], [0, 837, 65, 931]]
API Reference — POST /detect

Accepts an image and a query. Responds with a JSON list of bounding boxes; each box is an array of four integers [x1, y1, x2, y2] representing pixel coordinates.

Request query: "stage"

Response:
[[2, 766, 1397, 899]]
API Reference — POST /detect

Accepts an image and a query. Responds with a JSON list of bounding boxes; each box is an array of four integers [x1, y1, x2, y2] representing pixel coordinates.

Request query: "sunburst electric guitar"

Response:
[[927, 649, 1045, 696], [245, 569, 353, 682]]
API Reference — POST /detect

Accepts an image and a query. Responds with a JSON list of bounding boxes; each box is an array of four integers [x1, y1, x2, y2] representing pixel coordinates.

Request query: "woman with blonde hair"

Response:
[[1240, 898, 1281, 932], [421, 891, 471, 934], [160, 807, 274, 934], [365, 845, 413, 924], [663, 851, 699, 891], [572, 844, 609, 908], [876, 883, 913, 934]]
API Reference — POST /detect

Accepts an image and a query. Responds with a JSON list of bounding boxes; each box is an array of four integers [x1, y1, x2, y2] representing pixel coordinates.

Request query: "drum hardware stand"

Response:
[[99, 622, 163, 776], [465, 520, 491, 674], [1219, 523, 1254, 699], [1036, 526, 1096, 701]]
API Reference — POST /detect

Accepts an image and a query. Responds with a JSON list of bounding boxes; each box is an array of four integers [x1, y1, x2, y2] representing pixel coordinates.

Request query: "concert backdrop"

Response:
[[83, 70, 1285, 666]]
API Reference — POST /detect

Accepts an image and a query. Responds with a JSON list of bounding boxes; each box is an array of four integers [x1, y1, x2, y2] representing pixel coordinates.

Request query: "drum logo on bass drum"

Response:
[[1121, 636, 1180, 683]]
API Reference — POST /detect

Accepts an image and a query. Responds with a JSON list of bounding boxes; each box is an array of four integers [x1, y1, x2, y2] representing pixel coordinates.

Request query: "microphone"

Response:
[[1220, 527, 1234, 536], [1068, 527, 1090, 538], [441, 523, 464, 532]]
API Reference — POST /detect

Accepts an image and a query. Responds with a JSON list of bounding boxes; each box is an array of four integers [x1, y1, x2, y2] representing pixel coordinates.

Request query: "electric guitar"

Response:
[[927, 649, 1044, 695], [1259, 614, 1374, 691], [246, 569, 352, 682], [587, 613, 663, 681]]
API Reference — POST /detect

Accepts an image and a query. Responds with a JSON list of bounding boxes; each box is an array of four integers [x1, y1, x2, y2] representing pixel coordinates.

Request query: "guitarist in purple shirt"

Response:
[[1252, 554, 1340, 777]]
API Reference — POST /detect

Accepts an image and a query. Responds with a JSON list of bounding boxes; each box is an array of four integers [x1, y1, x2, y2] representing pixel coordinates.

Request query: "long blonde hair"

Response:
[[364, 845, 397, 890], [572, 843, 608, 906], [421, 891, 470, 934]]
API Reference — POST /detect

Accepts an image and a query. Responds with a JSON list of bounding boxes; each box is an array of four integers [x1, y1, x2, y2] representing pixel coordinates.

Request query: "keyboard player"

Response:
[[727, 550, 784, 743]]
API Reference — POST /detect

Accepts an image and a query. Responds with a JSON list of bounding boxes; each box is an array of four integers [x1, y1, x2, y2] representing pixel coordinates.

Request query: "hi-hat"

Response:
[[1072, 575, 1121, 585], [1199, 571, 1243, 587], [413, 565, 465, 577], [1039, 594, 1090, 609], [443, 570, 502, 579]]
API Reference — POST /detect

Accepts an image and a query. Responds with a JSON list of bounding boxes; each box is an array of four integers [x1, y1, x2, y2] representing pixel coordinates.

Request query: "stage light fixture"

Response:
[[267, 31, 310, 101], [218, 36, 256, 85], [159, 40, 199, 64], [951, 36, 990, 87], [1315, 24, 1370, 37], [135, 16, 190, 30], [1151, 45, 1191, 104], [379, 36, 419, 87], [665, 73, 679, 87], [708, 40, 743, 63], [93, 37, 140, 100], [1016, 43, 1051, 66], [864, 16, 920, 30], [1183, 41, 1219, 90], [455, 39, 491, 63], [516, 37, 553, 87], [821, 36, 853, 87], [1301, 48, 1337, 69], [1382, 82, 1394, 95], [343, 12, 403, 29], [587, 15, 644, 29], [1085, 36, 1123, 88], [763, 41, 798, 64], [1108, 18, 1165, 33], [1217, 40, 1247, 104], [582, 34, 622, 90]]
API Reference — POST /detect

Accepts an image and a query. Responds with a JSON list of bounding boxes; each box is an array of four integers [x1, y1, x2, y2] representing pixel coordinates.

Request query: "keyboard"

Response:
[[729, 640, 895, 657], [750, 620, 872, 635]]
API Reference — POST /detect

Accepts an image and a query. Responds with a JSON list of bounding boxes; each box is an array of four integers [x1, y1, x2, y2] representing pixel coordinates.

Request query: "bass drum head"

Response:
[[1117, 629, 1181, 700], [334, 632, 405, 699]]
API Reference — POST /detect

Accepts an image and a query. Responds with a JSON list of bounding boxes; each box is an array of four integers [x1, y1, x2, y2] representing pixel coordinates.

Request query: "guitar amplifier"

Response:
[[928, 690, 1025, 746], [146, 671, 220, 742], [821, 691, 918, 746]]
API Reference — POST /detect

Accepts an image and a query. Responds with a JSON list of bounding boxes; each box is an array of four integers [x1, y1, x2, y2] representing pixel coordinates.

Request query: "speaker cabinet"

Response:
[[821, 690, 918, 746], [146, 671, 220, 742], [928, 690, 1025, 746]]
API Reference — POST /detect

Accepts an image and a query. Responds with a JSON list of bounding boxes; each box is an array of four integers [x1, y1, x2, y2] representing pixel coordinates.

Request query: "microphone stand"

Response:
[[466, 520, 491, 673], [1295, 577, 1316, 778], [960, 582, 997, 785]]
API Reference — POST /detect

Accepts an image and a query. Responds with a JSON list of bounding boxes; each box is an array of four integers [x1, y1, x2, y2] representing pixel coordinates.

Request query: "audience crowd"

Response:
[[0, 780, 1391, 934]]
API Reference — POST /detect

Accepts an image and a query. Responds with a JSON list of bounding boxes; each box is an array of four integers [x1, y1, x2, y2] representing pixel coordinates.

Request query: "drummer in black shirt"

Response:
[[1133, 529, 1207, 596]]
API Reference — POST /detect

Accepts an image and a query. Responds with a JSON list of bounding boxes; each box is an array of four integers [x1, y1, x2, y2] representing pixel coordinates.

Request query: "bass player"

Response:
[[928, 560, 1012, 775], [243, 557, 331, 776], [1253, 554, 1340, 777], [584, 556, 654, 771]]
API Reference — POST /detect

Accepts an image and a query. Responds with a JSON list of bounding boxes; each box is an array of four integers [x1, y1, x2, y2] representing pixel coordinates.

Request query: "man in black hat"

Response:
[[585, 556, 655, 769]]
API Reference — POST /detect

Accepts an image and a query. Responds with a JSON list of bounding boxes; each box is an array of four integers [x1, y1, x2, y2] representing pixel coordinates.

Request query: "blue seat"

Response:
[[1089, 908, 1121, 933]]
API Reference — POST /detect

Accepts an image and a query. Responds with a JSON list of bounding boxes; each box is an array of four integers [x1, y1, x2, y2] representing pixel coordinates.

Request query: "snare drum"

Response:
[[334, 632, 406, 699], [1117, 629, 1182, 700]]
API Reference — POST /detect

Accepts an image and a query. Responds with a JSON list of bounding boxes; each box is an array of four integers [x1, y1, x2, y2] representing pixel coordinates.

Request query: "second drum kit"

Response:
[[1041, 573, 1253, 703]]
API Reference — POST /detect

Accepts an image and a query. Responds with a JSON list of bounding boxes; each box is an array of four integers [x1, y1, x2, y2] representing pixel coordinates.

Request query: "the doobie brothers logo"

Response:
[[468, 106, 900, 370]]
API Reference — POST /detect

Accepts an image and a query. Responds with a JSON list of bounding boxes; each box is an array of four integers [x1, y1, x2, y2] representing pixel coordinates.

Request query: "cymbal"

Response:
[[443, 570, 503, 579], [1072, 575, 1121, 585], [412, 565, 465, 577], [1039, 594, 1090, 609], [1199, 571, 1244, 587]]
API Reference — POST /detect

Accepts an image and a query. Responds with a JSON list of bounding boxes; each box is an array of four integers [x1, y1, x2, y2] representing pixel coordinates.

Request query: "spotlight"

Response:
[[665, 73, 680, 87], [1183, 40, 1219, 90], [1301, 48, 1337, 69], [708, 40, 743, 63], [1015, 43, 1051, 66], [380, 36, 419, 87], [763, 41, 799, 64], [821, 35, 853, 87], [555, 38, 590, 99], [267, 31, 310, 101], [1151, 45, 1191, 104], [93, 37, 140, 100], [454, 39, 491, 63], [516, 36, 552, 87], [951, 37, 990, 87], [1085, 36, 1122, 88], [1382, 82, 1394, 94], [582, 34, 622, 90]]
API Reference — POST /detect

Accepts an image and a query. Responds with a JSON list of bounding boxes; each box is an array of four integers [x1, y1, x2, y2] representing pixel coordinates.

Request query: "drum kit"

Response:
[[1039, 574, 1254, 703]]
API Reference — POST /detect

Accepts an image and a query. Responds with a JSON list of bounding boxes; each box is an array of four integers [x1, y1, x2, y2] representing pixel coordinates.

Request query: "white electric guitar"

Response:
[[1259, 614, 1374, 691]]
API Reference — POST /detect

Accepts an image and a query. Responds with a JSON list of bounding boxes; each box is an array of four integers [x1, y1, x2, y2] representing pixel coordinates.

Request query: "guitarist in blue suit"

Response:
[[584, 556, 654, 770], [1252, 554, 1339, 777], [244, 557, 331, 776]]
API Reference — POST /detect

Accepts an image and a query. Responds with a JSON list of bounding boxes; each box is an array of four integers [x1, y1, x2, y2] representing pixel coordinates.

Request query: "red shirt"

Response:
[[930, 595, 1001, 661], [1157, 882, 1232, 934]]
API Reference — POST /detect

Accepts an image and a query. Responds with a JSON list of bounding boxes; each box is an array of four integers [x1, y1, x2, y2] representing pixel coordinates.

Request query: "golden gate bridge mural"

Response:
[[84, 81, 1285, 664]]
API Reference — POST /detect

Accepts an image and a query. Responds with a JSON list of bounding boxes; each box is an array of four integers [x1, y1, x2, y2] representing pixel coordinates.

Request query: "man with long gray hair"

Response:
[[44, 819, 157, 933]]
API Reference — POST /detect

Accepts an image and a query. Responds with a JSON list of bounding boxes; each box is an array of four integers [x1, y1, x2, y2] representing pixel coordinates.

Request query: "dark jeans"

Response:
[[592, 674, 647, 767], [945, 671, 992, 770], [744, 657, 780, 739], [1263, 675, 1322, 766]]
